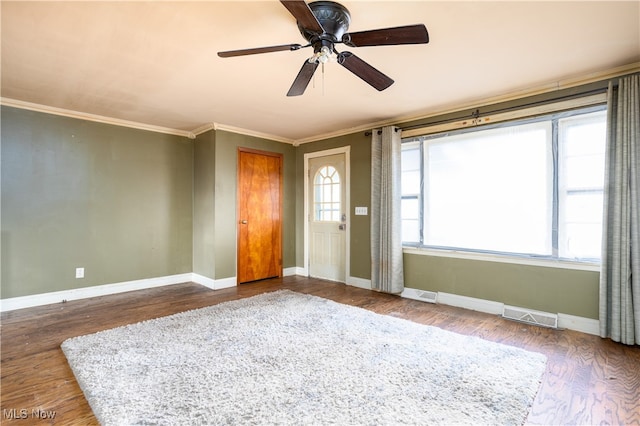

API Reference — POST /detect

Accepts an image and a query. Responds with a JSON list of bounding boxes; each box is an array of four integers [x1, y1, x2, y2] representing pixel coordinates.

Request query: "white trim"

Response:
[[191, 273, 218, 289], [436, 292, 505, 315], [295, 62, 639, 145], [0, 97, 196, 139], [283, 267, 298, 277], [402, 93, 607, 138], [403, 247, 601, 272], [401, 287, 437, 303], [191, 273, 237, 290], [0, 273, 192, 312], [303, 147, 351, 284], [294, 266, 308, 277], [0, 273, 243, 312], [0, 98, 293, 143], [213, 122, 294, 145], [401, 287, 600, 335], [210, 276, 237, 290], [557, 313, 600, 336], [3, 64, 637, 146], [347, 276, 372, 290], [190, 123, 216, 137]]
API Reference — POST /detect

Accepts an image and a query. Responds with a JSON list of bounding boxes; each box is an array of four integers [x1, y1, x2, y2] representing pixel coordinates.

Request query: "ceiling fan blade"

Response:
[[343, 24, 429, 47], [338, 52, 394, 92], [280, 0, 324, 34], [218, 44, 304, 58], [287, 60, 319, 97]]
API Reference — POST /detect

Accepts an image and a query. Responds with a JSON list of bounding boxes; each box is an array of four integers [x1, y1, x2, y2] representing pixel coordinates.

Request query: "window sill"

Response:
[[403, 246, 600, 272]]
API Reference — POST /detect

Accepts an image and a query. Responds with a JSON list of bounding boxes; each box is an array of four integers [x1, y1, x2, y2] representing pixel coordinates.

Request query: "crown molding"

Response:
[[295, 62, 640, 144], [3, 63, 637, 146], [393, 62, 640, 128], [0, 98, 296, 144], [294, 119, 398, 145], [211, 123, 295, 145], [0, 97, 195, 139], [190, 123, 216, 137]]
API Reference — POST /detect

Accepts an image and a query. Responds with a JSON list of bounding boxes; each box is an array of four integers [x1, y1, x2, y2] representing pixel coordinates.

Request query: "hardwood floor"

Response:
[[2, 276, 639, 425]]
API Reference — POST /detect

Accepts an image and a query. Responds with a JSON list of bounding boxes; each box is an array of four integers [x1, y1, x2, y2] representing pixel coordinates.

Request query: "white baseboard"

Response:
[[401, 287, 600, 336], [286, 269, 369, 289], [293, 267, 308, 277], [0, 273, 241, 312], [347, 276, 372, 290], [3, 279, 600, 336], [401, 288, 438, 303], [283, 267, 298, 277], [557, 313, 600, 335], [212, 276, 237, 290], [0, 273, 193, 312], [191, 274, 237, 290], [436, 292, 504, 315]]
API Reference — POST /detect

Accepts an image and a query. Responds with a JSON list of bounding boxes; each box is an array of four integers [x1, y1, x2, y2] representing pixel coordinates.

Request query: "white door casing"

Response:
[[304, 147, 350, 282]]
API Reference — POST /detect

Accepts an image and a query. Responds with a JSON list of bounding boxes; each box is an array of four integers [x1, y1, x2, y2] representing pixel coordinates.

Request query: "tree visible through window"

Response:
[[314, 165, 341, 222]]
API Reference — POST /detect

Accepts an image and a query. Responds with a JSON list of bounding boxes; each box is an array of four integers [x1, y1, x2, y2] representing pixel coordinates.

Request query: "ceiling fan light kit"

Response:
[[217, 0, 429, 96]]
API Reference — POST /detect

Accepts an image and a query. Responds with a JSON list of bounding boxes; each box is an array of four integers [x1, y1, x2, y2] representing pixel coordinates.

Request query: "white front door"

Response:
[[308, 153, 347, 282]]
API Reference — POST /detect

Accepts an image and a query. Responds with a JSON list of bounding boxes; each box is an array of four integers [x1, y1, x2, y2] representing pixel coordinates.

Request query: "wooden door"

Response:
[[237, 148, 283, 283], [308, 153, 347, 282]]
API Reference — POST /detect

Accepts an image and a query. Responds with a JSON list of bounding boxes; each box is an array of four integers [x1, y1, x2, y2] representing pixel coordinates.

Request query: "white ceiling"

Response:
[[1, 1, 639, 143]]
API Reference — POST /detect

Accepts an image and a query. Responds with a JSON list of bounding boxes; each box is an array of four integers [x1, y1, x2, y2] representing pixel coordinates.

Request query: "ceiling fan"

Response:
[[218, 0, 429, 96]]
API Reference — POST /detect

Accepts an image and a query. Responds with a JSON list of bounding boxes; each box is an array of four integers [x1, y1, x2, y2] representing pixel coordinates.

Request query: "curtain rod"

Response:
[[364, 86, 611, 137], [400, 87, 609, 133], [364, 127, 400, 137]]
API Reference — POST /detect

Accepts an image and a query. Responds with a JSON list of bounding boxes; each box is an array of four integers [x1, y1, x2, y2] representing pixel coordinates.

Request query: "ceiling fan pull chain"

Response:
[[311, 61, 316, 90], [322, 62, 325, 96]]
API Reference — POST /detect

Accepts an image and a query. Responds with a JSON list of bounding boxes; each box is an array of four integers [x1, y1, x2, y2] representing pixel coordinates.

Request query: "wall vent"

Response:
[[402, 288, 438, 304], [502, 305, 558, 329]]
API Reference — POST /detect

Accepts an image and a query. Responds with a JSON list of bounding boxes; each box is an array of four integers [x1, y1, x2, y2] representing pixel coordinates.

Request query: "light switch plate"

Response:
[[355, 207, 368, 215]]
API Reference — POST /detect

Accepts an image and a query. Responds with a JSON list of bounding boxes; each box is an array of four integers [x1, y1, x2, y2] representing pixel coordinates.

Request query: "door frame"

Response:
[[237, 147, 283, 284], [303, 146, 350, 281]]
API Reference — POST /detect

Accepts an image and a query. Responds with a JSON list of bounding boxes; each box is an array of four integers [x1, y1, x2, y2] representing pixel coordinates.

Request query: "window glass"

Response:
[[314, 165, 341, 222], [401, 144, 421, 242], [558, 110, 606, 260], [401, 106, 606, 263], [424, 122, 551, 254]]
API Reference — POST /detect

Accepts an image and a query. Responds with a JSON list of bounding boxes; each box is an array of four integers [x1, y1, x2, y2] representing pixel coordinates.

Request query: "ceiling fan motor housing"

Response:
[[297, 1, 351, 51]]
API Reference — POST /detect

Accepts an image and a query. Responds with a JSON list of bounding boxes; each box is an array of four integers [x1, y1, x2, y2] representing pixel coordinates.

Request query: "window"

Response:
[[314, 165, 341, 221], [558, 113, 607, 259], [401, 107, 606, 263]]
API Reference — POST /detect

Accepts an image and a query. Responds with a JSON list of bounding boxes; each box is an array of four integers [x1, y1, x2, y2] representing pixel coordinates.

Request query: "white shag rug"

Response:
[[62, 290, 547, 425]]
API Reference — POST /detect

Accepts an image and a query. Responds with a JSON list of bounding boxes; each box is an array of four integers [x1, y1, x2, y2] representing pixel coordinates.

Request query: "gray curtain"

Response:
[[599, 74, 640, 345], [371, 126, 404, 294]]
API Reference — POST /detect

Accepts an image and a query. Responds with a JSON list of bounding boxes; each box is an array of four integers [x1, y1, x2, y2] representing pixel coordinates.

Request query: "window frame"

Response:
[[313, 165, 342, 222], [401, 104, 607, 269]]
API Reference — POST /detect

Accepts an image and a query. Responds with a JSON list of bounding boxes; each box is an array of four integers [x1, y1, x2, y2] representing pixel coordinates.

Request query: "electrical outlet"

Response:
[[75, 268, 84, 279]]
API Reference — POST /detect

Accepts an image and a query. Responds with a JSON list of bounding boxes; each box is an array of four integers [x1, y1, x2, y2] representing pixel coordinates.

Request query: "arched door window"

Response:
[[314, 165, 341, 221]]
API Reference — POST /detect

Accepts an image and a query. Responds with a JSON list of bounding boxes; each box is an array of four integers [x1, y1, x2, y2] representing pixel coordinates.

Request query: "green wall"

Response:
[[1, 103, 601, 320], [404, 253, 599, 318], [295, 129, 600, 319], [383, 82, 608, 320], [193, 130, 296, 281], [1, 108, 296, 298], [192, 129, 216, 279], [295, 131, 372, 279], [1, 107, 193, 298]]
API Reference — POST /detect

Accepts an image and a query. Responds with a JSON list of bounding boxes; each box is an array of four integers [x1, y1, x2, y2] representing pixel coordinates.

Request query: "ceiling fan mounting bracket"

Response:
[[297, 1, 351, 46]]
